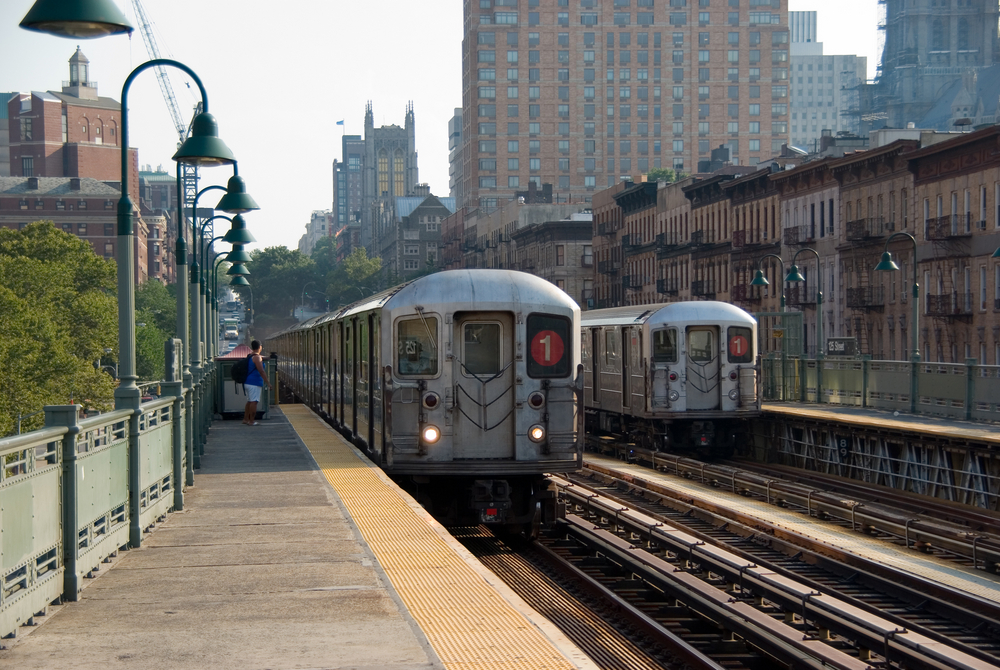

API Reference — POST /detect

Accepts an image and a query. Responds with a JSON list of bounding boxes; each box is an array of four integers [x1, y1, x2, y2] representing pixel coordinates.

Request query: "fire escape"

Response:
[[924, 213, 974, 360], [842, 215, 892, 355]]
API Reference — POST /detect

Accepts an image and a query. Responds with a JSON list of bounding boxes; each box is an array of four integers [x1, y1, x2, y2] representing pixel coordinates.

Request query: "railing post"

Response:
[[966, 357, 976, 421], [163, 379, 185, 511], [44, 404, 81, 602]]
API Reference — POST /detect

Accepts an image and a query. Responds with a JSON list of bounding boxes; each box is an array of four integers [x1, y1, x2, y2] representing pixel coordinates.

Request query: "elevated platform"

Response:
[[762, 402, 1000, 447], [0, 406, 591, 670]]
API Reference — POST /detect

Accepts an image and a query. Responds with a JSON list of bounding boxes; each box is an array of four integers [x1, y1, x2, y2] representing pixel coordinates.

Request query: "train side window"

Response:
[[604, 328, 619, 367], [397, 317, 438, 376], [727, 326, 754, 363], [462, 322, 502, 375], [652, 328, 678, 362], [527, 313, 571, 377]]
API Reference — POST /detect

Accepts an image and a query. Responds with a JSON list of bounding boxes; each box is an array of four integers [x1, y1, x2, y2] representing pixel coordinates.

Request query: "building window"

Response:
[[556, 245, 565, 266], [78, 223, 87, 235], [405, 245, 420, 255], [404, 259, 419, 270], [22, 157, 34, 177], [104, 243, 114, 257]]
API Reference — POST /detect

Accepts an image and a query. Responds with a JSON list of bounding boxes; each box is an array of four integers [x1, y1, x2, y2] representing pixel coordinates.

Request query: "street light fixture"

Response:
[[749, 253, 786, 312], [20, 0, 133, 38], [875, 231, 920, 414]]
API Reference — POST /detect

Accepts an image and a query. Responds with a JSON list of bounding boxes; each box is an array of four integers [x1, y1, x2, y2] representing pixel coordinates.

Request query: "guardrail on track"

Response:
[[761, 355, 1000, 421], [0, 381, 187, 641]]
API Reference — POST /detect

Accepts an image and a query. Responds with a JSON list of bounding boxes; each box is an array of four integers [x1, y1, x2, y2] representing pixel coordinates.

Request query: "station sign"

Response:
[[826, 337, 858, 357]]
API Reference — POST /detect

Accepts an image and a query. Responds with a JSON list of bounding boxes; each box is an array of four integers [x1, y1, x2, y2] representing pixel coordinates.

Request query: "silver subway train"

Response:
[[267, 269, 583, 530], [581, 301, 760, 457]]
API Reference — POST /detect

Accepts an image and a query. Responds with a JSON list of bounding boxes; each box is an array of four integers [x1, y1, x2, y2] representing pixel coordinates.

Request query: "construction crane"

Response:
[[129, 0, 200, 221]]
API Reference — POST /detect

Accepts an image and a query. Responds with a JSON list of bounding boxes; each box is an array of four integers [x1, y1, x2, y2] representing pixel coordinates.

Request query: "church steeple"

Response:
[[63, 46, 98, 100]]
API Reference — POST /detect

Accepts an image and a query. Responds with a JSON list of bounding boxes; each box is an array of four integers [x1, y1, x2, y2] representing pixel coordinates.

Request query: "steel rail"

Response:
[[553, 475, 1000, 670]]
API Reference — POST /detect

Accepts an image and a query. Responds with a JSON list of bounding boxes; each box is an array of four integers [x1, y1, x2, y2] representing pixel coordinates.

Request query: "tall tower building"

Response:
[[788, 11, 866, 151], [876, 0, 1000, 128], [459, 0, 790, 212], [360, 102, 419, 251], [448, 108, 464, 202]]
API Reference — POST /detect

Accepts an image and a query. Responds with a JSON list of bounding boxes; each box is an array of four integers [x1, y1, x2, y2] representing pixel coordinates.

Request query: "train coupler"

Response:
[[471, 479, 512, 524]]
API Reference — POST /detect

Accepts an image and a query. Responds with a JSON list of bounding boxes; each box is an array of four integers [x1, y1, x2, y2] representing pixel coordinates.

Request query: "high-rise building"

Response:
[[332, 133, 365, 260], [448, 108, 463, 202], [0, 92, 15, 177], [875, 0, 1000, 128], [788, 11, 866, 151], [459, 0, 790, 212]]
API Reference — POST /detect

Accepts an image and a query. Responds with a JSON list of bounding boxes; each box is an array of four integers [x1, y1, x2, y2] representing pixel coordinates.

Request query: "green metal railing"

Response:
[[761, 355, 1000, 422], [1, 344, 192, 640]]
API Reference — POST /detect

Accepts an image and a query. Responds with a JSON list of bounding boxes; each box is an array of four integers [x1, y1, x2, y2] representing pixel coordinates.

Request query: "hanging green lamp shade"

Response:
[[216, 174, 260, 214], [229, 275, 250, 287], [20, 0, 133, 38], [225, 244, 252, 264], [172, 113, 236, 166], [874, 251, 900, 272], [226, 263, 250, 277], [222, 214, 256, 244], [749, 269, 769, 287]]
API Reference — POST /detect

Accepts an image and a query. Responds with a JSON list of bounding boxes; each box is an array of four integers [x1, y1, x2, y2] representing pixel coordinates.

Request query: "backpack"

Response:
[[231, 354, 253, 393]]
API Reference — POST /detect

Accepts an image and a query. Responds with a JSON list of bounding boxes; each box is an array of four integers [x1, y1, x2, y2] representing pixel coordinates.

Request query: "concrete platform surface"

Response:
[[0, 409, 441, 670]]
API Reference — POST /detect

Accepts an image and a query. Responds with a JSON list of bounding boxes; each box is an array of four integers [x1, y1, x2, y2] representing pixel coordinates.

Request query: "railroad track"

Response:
[[586, 437, 1000, 572], [555, 469, 1000, 670], [453, 524, 764, 670]]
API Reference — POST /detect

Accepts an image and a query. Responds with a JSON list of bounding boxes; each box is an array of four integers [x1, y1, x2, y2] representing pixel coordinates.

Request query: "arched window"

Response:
[[378, 149, 389, 196], [394, 149, 405, 196], [932, 20, 947, 51], [958, 18, 969, 50]]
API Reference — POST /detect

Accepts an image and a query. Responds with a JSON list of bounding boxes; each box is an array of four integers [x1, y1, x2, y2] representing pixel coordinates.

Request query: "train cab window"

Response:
[[652, 328, 678, 362], [462, 323, 502, 375], [727, 326, 753, 363], [688, 330, 716, 362], [527, 313, 571, 377], [397, 317, 438, 376]]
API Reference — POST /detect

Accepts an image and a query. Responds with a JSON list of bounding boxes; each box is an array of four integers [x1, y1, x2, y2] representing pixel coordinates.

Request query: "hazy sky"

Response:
[[1, 0, 880, 252]]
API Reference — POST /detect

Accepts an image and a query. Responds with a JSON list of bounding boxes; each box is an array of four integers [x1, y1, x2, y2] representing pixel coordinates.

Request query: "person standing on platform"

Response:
[[243, 340, 270, 425]]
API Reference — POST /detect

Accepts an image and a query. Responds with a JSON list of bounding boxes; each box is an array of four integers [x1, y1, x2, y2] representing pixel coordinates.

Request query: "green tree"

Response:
[[237, 247, 317, 339], [0, 222, 117, 434], [325, 247, 382, 307], [646, 167, 688, 184], [311, 236, 338, 280], [135, 280, 177, 337]]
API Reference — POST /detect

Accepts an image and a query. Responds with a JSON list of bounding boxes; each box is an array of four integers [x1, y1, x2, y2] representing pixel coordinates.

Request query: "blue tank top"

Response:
[[245, 354, 264, 387]]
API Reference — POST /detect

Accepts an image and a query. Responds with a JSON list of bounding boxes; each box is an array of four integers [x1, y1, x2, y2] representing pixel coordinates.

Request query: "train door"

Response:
[[590, 328, 600, 404], [686, 326, 720, 410], [357, 316, 370, 445], [337, 321, 345, 426], [650, 328, 678, 410], [453, 312, 515, 459], [621, 327, 630, 409], [344, 320, 355, 437], [370, 314, 382, 457]]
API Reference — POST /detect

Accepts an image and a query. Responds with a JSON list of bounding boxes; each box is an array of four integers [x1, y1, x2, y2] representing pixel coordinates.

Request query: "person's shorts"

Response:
[[247, 384, 262, 403]]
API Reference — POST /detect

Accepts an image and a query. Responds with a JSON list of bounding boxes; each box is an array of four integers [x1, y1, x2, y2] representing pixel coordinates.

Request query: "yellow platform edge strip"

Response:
[[281, 404, 579, 670]]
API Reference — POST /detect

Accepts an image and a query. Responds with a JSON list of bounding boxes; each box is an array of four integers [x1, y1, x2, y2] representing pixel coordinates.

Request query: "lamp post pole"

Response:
[[750, 253, 786, 400], [876, 232, 920, 413], [301, 281, 317, 319], [786, 248, 823, 403], [117, 59, 234, 546]]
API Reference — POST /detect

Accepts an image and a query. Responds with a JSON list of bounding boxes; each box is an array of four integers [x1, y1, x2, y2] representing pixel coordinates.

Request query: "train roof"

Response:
[[266, 270, 580, 342], [580, 301, 757, 328], [382, 269, 579, 316]]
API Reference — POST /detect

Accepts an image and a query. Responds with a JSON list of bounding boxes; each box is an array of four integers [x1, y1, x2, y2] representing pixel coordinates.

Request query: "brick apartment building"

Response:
[[0, 176, 151, 284], [459, 0, 790, 212]]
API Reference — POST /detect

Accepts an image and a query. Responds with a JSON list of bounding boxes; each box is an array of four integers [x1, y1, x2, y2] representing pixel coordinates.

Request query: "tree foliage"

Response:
[[324, 247, 383, 308], [646, 167, 688, 184], [242, 246, 317, 319], [0, 222, 117, 434]]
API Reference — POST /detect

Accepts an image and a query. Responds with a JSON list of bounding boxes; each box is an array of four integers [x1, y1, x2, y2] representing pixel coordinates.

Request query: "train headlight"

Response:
[[668, 390, 680, 402], [422, 392, 441, 410], [422, 425, 441, 444], [528, 424, 546, 443], [527, 391, 546, 409], [728, 389, 739, 401]]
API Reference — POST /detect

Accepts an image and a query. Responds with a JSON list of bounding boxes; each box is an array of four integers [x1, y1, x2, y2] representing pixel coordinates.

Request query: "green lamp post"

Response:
[[876, 231, 920, 413], [784, 248, 823, 403], [750, 253, 787, 400]]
